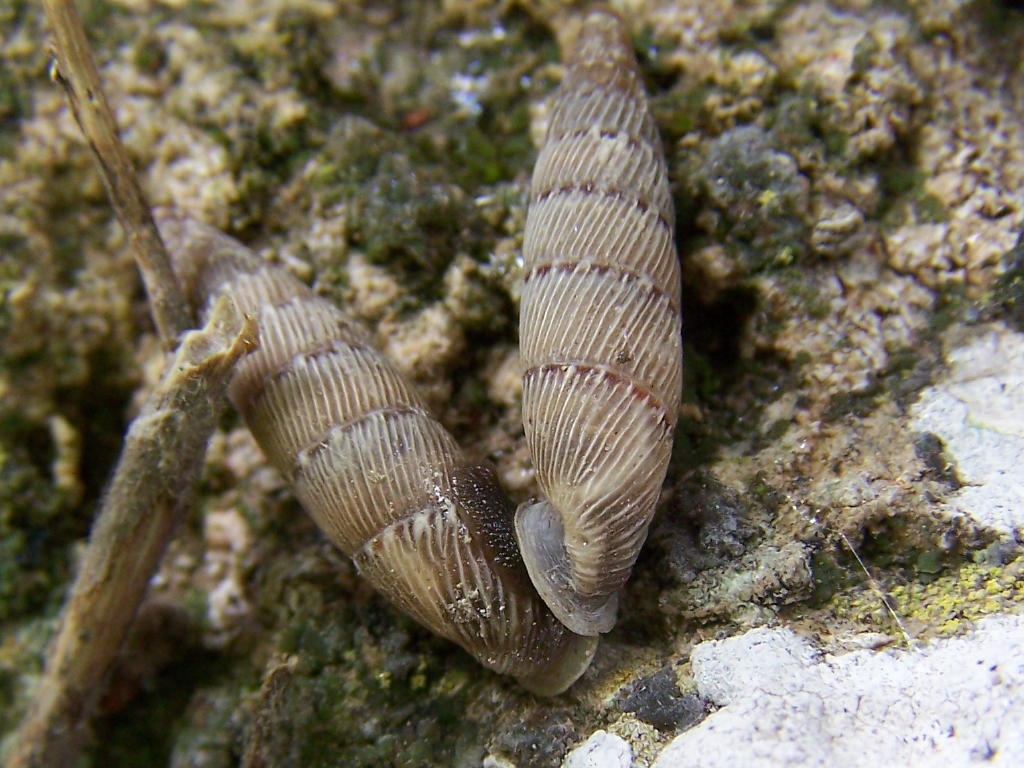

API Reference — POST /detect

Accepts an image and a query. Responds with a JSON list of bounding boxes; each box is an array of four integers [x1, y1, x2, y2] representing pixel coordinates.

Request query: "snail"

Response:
[[157, 215, 597, 696], [515, 10, 683, 635], [154, 8, 676, 690]]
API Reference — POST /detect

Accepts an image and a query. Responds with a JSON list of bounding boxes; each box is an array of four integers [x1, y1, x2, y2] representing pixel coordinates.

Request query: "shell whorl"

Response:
[[158, 215, 596, 695], [516, 11, 683, 635]]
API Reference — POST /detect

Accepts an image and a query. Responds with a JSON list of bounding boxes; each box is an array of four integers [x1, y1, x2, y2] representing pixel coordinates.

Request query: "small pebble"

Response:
[[562, 730, 632, 768]]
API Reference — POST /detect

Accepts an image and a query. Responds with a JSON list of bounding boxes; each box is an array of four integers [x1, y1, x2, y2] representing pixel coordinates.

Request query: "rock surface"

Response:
[[911, 326, 1024, 538], [653, 614, 1024, 767], [562, 731, 632, 768], [1, 0, 1023, 766]]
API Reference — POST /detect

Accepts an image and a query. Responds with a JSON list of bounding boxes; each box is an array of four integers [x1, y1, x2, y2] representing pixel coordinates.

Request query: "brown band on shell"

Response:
[[523, 259, 683, 323], [531, 184, 670, 231], [523, 189, 680, 299]]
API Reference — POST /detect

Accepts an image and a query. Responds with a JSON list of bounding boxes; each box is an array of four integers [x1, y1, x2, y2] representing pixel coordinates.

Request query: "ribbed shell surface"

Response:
[[517, 11, 683, 635], [158, 215, 596, 695]]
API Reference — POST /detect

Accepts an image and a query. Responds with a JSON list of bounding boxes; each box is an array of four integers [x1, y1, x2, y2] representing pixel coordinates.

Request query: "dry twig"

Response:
[[9, 299, 257, 768], [41, 0, 191, 346], [8, 3, 258, 766]]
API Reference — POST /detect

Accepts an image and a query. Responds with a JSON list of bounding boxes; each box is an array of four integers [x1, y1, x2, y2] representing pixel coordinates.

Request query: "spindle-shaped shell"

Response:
[[158, 215, 596, 695], [516, 11, 683, 636]]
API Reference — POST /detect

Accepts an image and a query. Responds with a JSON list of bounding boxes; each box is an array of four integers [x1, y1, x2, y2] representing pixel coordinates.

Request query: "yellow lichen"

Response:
[[832, 558, 1024, 640]]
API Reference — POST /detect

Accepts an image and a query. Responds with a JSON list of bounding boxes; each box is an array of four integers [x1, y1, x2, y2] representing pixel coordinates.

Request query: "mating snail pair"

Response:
[[160, 10, 681, 695]]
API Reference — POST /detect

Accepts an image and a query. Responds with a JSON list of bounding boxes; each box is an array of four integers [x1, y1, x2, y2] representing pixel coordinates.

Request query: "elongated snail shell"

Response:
[[516, 11, 683, 635], [158, 215, 597, 695]]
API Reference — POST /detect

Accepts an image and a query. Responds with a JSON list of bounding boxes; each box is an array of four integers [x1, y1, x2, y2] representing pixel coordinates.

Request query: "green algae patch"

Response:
[[347, 154, 473, 287], [0, 422, 77, 620], [820, 342, 938, 423], [806, 548, 857, 609], [87, 650, 241, 768], [0, 617, 55, 741], [684, 124, 812, 274], [246, 601, 490, 767], [989, 237, 1024, 331]]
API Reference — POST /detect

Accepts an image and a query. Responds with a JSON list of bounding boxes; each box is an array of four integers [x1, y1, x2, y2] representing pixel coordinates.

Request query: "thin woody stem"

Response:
[[7, 4, 256, 766], [8, 300, 257, 768], [41, 0, 192, 346]]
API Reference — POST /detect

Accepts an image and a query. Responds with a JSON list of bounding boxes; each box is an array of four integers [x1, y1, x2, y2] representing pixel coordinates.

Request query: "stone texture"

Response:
[[911, 325, 1024, 539], [653, 615, 1024, 768], [562, 731, 632, 768]]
